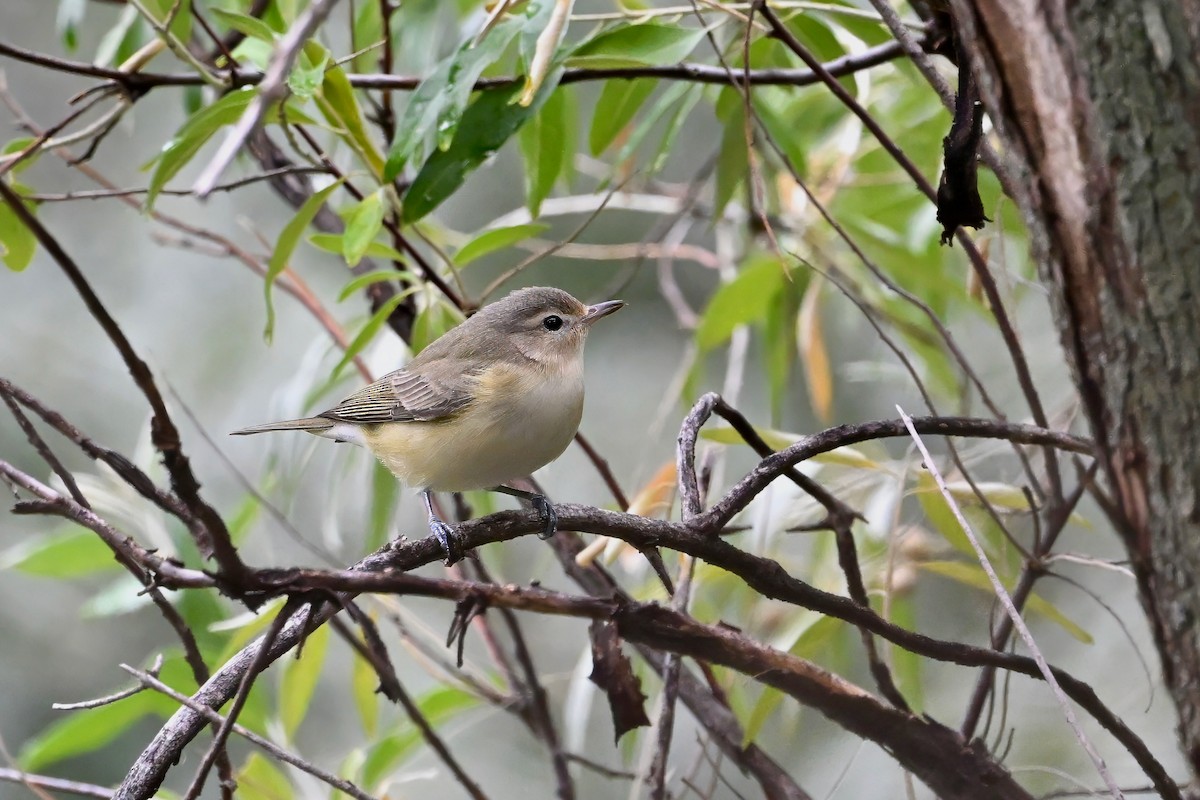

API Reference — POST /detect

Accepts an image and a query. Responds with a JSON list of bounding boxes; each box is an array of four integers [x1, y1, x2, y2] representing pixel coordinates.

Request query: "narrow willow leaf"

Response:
[[330, 288, 420, 378], [342, 189, 386, 267], [0, 192, 38, 272], [521, 0, 573, 105], [589, 78, 655, 156], [238, 753, 294, 800], [208, 7, 276, 42], [2, 137, 40, 174], [714, 104, 748, 218], [698, 426, 882, 469], [279, 623, 331, 738], [918, 560, 1093, 643], [337, 270, 414, 303], [146, 89, 314, 209], [519, 87, 570, 216], [352, 649, 380, 738], [741, 686, 784, 747], [362, 685, 478, 786], [456, 223, 549, 266], [288, 44, 328, 99], [694, 253, 786, 351], [263, 178, 345, 341], [797, 279, 833, 423], [403, 75, 562, 223], [313, 45, 384, 175], [1, 528, 120, 577], [19, 694, 154, 770], [383, 17, 524, 181], [568, 22, 706, 68], [309, 233, 408, 266], [625, 460, 676, 517]]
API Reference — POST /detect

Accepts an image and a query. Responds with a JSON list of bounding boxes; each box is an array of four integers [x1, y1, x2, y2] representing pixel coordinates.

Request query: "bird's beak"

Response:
[[581, 300, 624, 325]]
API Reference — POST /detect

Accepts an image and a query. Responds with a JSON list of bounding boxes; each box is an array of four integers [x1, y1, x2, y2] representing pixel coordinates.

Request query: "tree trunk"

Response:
[[949, 0, 1200, 775]]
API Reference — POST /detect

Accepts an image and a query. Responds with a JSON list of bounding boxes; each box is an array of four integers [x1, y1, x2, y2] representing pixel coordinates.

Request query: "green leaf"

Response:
[[695, 253, 787, 351], [0, 528, 120, 577], [207, 7, 276, 43], [410, 299, 464, 354], [741, 686, 784, 747], [646, 84, 702, 173], [337, 270, 414, 303], [146, 89, 314, 209], [309, 233, 408, 266], [361, 685, 477, 787], [918, 560, 1093, 643], [237, 752, 294, 800], [367, 460, 400, 553], [519, 87, 571, 216], [264, 178, 345, 341], [279, 623, 330, 738], [330, 287, 420, 378], [568, 22, 706, 68], [288, 44, 329, 100], [342, 189, 387, 267], [81, 573, 154, 617], [383, 17, 524, 181], [456, 223, 549, 267], [352, 646, 381, 737], [699, 426, 883, 470], [0, 191, 38, 272], [589, 78, 655, 156], [312, 48, 384, 176], [915, 475, 979, 559], [20, 694, 153, 770], [351, 0, 384, 73], [57, 0, 86, 52], [714, 103, 748, 218], [402, 76, 562, 223], [94, 5, 140, 69], [3, 137, 40, 174]]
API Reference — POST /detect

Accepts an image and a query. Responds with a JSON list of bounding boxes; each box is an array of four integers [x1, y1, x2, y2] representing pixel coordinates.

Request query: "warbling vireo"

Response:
[[233, 286, 623, 562]]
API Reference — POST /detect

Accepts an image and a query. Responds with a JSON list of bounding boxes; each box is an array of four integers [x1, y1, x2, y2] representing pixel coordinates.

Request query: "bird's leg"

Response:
[[492, 484, 557, 539], [422, 490, 461, 565]]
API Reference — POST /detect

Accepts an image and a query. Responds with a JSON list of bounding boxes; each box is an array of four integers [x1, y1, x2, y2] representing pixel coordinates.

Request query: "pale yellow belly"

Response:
[[361, 365, 583, 491]]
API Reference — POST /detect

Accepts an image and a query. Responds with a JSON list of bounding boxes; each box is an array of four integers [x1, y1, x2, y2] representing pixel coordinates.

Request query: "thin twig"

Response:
[[191, 0, 344, 196], [121, 664, 377, 800], [898, 406, 1124, 800]]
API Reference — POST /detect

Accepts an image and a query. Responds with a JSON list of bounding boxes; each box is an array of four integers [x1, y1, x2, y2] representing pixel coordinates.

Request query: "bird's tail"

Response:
[[230, 417, 334, 436]]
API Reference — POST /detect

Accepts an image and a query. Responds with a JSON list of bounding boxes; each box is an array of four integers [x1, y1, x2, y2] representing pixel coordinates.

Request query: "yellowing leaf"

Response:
[[279, 623, 331, 738], [918, 560, 1093, 643], [797, 279, 833, 423], [521, 0, 573, 106], [699, 427, 882, 470], [626, 461, 676, 518]]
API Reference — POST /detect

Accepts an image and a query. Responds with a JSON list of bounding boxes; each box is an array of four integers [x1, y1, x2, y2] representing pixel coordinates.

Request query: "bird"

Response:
[[232, 286, 624, 563]]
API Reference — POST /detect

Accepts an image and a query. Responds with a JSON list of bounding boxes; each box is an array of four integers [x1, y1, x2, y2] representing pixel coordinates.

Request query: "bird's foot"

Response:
[[531, 494, 557, 540], [428, 516, 462, 565]]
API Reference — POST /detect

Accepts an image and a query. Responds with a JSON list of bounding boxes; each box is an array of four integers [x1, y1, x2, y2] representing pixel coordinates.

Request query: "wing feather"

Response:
[[319, 364, 474, 425]]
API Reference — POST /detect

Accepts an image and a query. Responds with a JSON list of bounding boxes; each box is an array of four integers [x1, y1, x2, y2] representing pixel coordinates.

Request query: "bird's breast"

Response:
[[363, 361, 584, 491]]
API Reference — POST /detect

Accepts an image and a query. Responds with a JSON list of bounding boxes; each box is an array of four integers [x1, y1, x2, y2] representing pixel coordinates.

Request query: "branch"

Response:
[[0, 38, 907, 93], [0, 183, 251, 587], [190, 0, 343, 197], [899, 408, 1124, 799]]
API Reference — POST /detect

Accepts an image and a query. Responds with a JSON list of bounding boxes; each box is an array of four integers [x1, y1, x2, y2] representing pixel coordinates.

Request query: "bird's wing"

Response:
[[319, 364, 474, 425]]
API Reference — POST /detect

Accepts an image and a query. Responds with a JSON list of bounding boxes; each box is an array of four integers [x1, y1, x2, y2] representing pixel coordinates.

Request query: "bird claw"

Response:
[[531, 495, 557, 540], [429, 517, 462, 565]]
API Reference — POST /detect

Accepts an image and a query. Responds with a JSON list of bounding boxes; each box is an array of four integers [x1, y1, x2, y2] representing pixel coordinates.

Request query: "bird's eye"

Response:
[[542, 315, 564, 331]]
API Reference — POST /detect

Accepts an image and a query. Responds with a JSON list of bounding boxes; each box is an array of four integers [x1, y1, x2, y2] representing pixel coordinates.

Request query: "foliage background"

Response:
[[0, 1, 1184, 798]]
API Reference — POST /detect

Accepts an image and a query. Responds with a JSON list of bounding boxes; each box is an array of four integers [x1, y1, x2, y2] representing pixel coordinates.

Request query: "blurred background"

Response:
[[0, 1, 1184, 798]]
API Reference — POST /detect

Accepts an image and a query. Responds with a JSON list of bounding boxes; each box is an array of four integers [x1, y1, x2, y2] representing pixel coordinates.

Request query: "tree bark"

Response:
[[950, 0, 1200, 775]]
